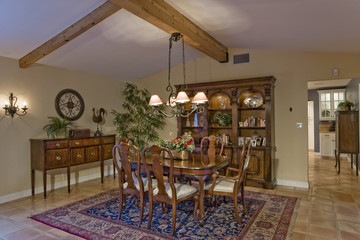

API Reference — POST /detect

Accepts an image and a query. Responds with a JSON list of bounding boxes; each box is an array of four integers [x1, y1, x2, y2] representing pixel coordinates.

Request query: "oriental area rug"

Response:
[[31, 189, 300, 240]]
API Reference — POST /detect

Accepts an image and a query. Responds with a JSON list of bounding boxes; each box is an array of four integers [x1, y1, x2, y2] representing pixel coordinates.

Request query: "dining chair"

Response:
[[112, 142, 156, 226], [200, 135, 224, 156], [203, 142, 252, 224], [117, 136, 135, 145], [113, 137, 136, 178], [142, 145, 199, 236]]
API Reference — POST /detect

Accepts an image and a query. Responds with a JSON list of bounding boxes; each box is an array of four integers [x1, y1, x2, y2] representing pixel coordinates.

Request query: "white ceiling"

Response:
[[1, 0, 360, 82]]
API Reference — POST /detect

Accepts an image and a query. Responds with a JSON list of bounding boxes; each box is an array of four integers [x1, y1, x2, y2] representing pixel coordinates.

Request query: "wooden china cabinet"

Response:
[[176, 76, 276, 189]]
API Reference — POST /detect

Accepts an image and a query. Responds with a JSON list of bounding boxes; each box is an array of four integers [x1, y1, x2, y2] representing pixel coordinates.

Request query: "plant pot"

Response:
[[165, 150, 189, 160]]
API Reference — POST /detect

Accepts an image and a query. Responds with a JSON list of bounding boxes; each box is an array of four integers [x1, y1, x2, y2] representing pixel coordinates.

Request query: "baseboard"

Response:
[[0, 171, 113, 204], [277, 179, 309, 189]]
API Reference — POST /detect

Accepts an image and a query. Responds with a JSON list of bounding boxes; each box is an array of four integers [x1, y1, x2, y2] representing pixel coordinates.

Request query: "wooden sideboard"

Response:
[[30, 134, 115, 198]]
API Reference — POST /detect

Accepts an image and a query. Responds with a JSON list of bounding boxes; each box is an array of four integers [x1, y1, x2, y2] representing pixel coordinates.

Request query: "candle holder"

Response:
[[3, 93, 28, 117]]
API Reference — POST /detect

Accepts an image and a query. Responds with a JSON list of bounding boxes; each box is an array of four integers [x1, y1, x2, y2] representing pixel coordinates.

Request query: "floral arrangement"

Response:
[[159, 132, 195, 152]]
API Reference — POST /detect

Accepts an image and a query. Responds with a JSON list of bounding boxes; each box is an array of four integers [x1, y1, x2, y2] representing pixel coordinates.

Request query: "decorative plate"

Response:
[[55, 89, 85, 121], [244, 94, 263, 108]]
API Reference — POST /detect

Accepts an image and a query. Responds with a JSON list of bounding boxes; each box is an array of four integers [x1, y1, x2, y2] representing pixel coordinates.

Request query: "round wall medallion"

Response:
[[55, 89, 85, 121]]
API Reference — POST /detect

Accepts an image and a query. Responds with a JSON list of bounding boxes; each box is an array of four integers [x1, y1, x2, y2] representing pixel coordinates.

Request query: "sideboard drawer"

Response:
[[46, 149, 69, 169], [83, 138, 100, 146], [71, 148, 85, 165], [102, 136, 115, 144], [46, 140, 68, 150], [86, 146, 99, 163], [70, 139, 83, 148], [103, 144, 113, 159]]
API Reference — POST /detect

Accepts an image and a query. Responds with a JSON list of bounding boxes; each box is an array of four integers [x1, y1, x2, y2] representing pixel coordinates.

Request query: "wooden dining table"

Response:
[[134, 152, 230, 226]]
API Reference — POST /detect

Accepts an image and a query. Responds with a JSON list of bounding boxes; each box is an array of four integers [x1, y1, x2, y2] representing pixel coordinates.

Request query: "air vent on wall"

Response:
[[233, 53, 250, 64]]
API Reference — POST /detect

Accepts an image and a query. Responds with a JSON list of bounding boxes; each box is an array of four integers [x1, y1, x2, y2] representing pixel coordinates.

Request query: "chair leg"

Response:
[[171, 204, 177, 236], [194, 195, 199, 220], [118, 194, 124, 220], [147, 198, 153, 230], [135, 196, 138, 208], [139, 194, 144, 226], [233, 196, 241, 225], [241, 184, 248, 216]]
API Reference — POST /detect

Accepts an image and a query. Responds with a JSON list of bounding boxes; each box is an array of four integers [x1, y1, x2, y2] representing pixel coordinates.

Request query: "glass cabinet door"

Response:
[[319, 92, 331, 118]]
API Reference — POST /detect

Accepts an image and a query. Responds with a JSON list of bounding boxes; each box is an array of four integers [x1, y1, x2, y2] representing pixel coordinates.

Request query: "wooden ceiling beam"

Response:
[[109, 0, 228, 63], [19, 1, 121, 68]]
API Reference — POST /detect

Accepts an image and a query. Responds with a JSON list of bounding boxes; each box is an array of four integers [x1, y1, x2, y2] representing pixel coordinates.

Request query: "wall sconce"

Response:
[[3, 93, 28, 117]]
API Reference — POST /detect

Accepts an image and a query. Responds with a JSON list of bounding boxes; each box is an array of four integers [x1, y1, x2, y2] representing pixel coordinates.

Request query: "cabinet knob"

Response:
[[94, 140, 98, 143], [91, 152, 95, 156], [107, 149, 111, 153], [56, 156, 62, 161], [75, 141, 80, 145], [77, 154, 82, 158], [56, 143, 60, 147]]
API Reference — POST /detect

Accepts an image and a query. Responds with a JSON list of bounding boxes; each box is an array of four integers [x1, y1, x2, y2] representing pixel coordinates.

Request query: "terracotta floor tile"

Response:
[[1, 152, 359, 239]]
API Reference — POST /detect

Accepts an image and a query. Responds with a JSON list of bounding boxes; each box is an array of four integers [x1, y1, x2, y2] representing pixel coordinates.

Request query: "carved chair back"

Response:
[[200, 135, 224, 156]]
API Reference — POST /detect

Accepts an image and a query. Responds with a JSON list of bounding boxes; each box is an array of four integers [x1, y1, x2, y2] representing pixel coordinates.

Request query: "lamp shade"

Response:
[[192, 92, 208, 104], [175, 91, 190, 103], [149, 95, 163, 106]]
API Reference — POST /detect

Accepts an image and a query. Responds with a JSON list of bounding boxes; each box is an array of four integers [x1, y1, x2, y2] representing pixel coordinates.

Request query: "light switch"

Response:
[[296, 122, 303, 128]]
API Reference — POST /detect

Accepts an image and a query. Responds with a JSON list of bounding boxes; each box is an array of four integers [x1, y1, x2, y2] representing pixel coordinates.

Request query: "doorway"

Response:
[[308, 100, 314, 150]]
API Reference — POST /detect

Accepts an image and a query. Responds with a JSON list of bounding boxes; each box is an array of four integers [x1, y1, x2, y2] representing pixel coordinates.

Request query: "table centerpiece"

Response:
[[159, 132, 195, 160]]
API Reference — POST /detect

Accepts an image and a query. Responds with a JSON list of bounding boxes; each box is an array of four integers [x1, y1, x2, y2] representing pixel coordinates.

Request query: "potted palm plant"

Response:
[[42, 117, 75, 139]]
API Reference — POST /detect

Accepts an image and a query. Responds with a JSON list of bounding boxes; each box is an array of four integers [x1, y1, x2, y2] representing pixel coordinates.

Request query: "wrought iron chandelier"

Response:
[[149, 32, 208, 118]]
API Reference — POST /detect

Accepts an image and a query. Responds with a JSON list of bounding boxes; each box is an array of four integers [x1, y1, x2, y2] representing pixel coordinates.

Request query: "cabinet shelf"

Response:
[[208, 108, 232, 111], [209, 126, 232, 129], [238, 107, 265, 110], [239, 127, 266, 129], [182, 126, 203, 129]]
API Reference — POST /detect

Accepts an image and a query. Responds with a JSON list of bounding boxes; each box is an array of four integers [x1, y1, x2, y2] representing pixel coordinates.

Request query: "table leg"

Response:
[[101, 158, 104, 183], [67, 166, 70, 193], [43, 170, 47, 199], [334, 149, 337, 168], [337, 152, 341, 174], [31, 169, 35, 196], [356, 153, 359, 176], [194, 175, 207, 226]]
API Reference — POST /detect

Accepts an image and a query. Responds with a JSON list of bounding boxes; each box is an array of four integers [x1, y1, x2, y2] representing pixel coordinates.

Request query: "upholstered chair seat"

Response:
[[204, 178, 235, 193], [153, 182, 197, 199]]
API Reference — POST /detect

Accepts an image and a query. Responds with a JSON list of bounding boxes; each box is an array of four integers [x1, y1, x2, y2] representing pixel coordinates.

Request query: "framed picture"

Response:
[[245, 137, 252, 144], [238, 137, 245, 146], [262, 137, 266, 146], [251, 139, 257, 147]]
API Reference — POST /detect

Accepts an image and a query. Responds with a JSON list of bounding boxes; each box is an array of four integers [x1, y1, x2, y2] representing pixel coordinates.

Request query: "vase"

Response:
[[165, 150, 189, 160]]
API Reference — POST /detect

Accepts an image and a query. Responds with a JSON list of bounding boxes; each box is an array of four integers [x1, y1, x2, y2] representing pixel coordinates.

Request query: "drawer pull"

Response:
[[56, 156, 62, 161], [75, 141, 80, 145], [91, 152, 95, 156], [94, 140, 98, 143], [77, 154, 82, 158], [107, 149, 111, 153], [56, 143, 60, 147]]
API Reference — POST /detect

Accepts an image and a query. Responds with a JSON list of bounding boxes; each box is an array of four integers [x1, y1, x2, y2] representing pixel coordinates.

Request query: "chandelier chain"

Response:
[[182, 36, 186, 91]]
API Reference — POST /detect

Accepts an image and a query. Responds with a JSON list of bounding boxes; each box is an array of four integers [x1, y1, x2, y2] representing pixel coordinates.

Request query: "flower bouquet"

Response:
[[159, 132, 195, 159]]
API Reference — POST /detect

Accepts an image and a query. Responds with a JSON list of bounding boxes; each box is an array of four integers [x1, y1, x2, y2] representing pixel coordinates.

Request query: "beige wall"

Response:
[[0, 56, 125, 202], [136, 48, 360, 186]]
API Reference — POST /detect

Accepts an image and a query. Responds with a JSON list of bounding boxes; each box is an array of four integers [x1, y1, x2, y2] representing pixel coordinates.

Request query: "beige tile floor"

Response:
[[0, 152, 359, 239]]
